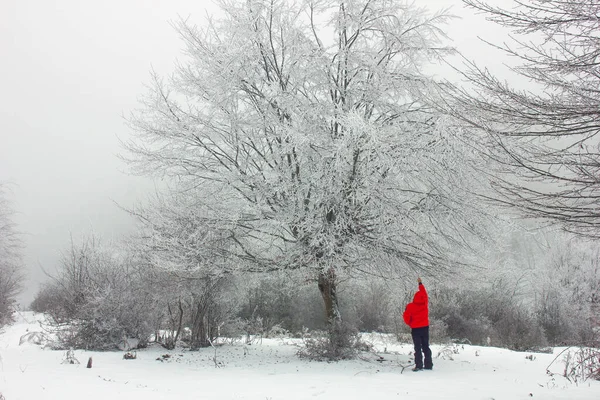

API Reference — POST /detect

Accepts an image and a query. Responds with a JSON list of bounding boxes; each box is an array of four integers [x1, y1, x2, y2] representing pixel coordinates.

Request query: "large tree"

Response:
[[125, 0, 489, 332], [0, 183, 25, 326], [443, 0, 600, 237]]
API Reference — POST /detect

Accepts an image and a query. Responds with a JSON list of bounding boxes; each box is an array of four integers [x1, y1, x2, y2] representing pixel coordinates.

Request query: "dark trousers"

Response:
[[411, 326, 433, 369]]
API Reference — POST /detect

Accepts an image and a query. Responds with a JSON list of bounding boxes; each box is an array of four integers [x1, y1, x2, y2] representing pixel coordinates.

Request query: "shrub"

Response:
[[185, 278, 232, 349], [344, 280, 392, 333], [237, 274, 326, 335], [30, 284, 63, 315], [536, 287, 596, 346], [37, 237, 155, 350], [548, 344, 600, 383], [238, 277, 297, 334], [298, 321, 370, 361], [430, 284, 547, 351]]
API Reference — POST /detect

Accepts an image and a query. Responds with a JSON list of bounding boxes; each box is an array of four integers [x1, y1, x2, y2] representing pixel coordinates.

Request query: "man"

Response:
[[403, 277, 433, 371]]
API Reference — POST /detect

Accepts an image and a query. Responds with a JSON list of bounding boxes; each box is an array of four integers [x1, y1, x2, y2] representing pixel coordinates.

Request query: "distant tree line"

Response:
[[30, 229, 599, 352], [0, 183, 25, 327]]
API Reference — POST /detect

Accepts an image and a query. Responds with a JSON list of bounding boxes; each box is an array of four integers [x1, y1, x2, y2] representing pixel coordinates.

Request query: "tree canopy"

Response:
[[125, 0, 493, 325]]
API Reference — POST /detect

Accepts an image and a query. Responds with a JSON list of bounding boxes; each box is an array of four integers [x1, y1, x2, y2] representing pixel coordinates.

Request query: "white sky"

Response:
[[0, 0, 513, 305]]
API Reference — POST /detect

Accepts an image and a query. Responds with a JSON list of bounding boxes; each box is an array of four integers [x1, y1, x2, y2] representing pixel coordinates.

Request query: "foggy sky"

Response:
[[0, 0, 511, 305]]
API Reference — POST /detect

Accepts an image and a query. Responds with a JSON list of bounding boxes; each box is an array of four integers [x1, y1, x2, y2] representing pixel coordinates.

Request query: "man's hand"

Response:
[[417, 277, 422, 284]]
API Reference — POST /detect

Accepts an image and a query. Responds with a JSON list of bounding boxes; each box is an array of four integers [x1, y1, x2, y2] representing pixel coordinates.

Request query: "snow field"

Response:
[[1, 313, 598, 400]]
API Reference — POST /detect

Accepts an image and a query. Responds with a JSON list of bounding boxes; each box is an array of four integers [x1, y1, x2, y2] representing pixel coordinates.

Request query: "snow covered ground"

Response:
[[1, 312, 598, 400]]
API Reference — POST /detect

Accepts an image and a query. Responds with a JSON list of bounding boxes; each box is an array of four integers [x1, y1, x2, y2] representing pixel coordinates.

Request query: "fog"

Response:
[[0, 0, 512, 306]]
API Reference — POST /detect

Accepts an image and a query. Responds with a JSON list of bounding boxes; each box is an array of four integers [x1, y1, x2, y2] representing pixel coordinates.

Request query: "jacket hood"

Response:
[[413, 290, 427, 305]]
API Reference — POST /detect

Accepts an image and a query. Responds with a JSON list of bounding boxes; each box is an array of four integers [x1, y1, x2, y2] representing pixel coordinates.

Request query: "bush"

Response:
[[298, 321, 370, 361], [238, 277, 297, 334], [35, 237, 155, 350], [536, 287, 596, 346], [441, 311, 493, 345], [30, 284, 65, 316], [184, 277, 233, 349], [533, 237, 600, 346], [0, 264, 24, 326], [56, 319, 123, 351], [495, 307, 547, 351], [430, 284, 546, 351], [548, 344, 600, 383], [343, 280, 392, 333], [237, 274, 326, 335]]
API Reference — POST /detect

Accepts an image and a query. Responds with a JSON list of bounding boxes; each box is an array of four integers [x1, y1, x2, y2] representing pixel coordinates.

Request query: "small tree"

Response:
[[130, 193, 245, 348], [533, 236, 600, 345], [41, 235, 154, 349]]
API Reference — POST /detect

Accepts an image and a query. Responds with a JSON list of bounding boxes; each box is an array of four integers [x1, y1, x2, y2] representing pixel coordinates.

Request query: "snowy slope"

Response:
[[1, 312, 598, 400]]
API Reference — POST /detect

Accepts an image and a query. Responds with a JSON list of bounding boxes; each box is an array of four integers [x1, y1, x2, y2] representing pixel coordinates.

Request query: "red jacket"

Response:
[[403, 283, 429, 329]]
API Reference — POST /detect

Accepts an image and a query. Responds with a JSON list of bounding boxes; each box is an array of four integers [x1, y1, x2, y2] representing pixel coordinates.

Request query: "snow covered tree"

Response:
[[443, 0, 600, 237], [532, 235, 600, 344], [125, 0, 491, 342], [130, 192, 254, 348], [0, 183, 25, 326], [42, 235, 154, 349]]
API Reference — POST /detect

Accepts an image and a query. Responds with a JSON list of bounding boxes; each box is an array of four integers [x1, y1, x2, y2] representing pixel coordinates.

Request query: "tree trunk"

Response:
[[318, 267, 353, 356], [191, 302, 206, 349], [318, 267, 341, 325], [165, 299, 184, 349]]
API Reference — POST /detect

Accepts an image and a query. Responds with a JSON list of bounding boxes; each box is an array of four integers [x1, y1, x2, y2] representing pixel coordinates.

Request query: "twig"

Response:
[[208, 338, 220, 368], [546, 346, 572, 375]]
